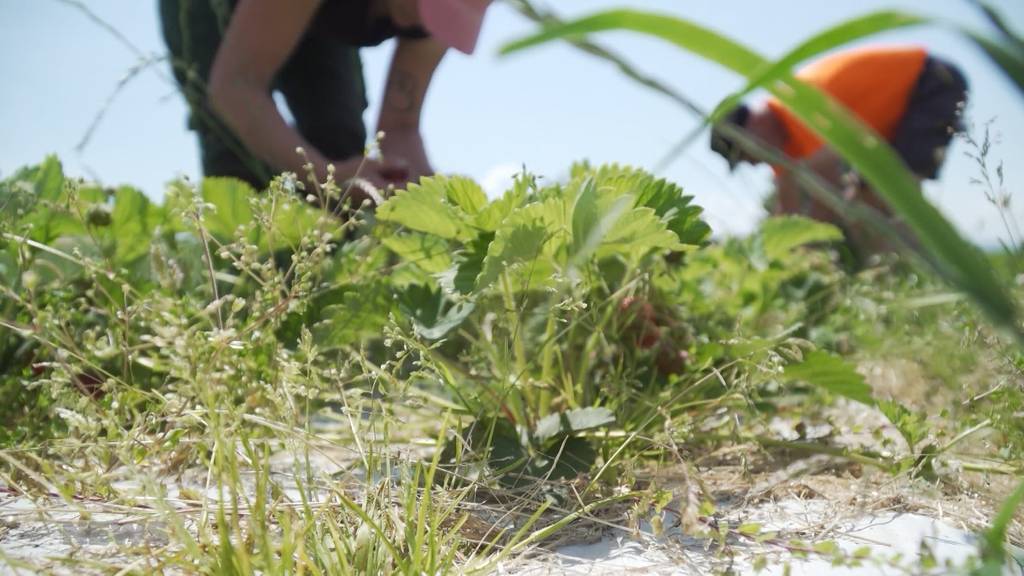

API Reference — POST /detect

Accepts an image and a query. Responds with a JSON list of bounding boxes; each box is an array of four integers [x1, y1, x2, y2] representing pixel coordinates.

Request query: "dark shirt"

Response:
[[309, 0, 430, 46]]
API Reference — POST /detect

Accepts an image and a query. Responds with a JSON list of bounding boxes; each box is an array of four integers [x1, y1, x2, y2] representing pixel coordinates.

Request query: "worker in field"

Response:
[[710, 45, 968, 252], [159, 0, 491, 205]]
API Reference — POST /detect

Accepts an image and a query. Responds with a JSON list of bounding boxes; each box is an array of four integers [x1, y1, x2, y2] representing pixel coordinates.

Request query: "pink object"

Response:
[[418, 0, 491, 54]]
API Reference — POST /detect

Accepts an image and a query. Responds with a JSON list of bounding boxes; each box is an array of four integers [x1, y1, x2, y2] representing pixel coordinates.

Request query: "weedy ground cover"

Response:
[[4, 0, 1020, 571], [0, 153, 1022, 574]]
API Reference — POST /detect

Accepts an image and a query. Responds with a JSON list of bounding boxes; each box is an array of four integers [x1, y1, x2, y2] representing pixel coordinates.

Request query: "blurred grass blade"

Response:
[[712, 11, 926, 122], [502, 10, 764, 71], [976, 479, 1024, 574], [961, 0, 1024, 97], [966, 31, 1024, 97], [505, 0, 708, 118], [502, 9, 1022, 341], [969, 0, 1024, 52]]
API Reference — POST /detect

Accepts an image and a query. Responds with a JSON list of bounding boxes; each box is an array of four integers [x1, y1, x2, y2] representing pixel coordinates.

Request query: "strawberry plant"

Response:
[[1, 154, 1022, 573]]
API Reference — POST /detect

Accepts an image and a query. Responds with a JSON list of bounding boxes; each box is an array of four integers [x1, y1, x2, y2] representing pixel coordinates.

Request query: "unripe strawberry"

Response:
[[86, 205, 112, 227]]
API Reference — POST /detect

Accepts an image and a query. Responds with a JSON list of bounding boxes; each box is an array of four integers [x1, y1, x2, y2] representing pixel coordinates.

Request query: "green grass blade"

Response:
[[965, 31, 1024, 98], [501, 10, 764, 71], [976, 479, 1024, 574], [969, 0, 1024, 52], [711, 11, 927, 122], [501, 9, 1022, 341]]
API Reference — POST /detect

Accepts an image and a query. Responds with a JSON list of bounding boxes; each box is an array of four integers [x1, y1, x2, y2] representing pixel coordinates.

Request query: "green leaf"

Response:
[[16, 157, 69, 243], [528, 436, 597, 482], [111, 186, 156, 264], [445, 417, 528, 479], [597, 206, 683, 259], [397, 284, 476, 340], [737, 522, 763, 536], [416, 301, 475, 340], [583, 163, 711, 246], [877, 400, 928, 451], [533, 407, 616, 445], [312, 282, 394, 348], [382, 233, 452, 274], [631, 175, 711, 245], [760, 216, 843, 260], [201, 177, 255, 241], [473, 199, 565, 291], [34, 155, 64, 202], [449, 233, 492, 295], [812, 540, 839, 555], [267, 196, 322, 247], [570, 178, 630, 263], [440, 175, 488, 215], [502, 8, 1023, 342], [377, 177, 476, 241], [783, 351, 873, 405], [475, 184, 528, 231], [476, 222, 549, 291]]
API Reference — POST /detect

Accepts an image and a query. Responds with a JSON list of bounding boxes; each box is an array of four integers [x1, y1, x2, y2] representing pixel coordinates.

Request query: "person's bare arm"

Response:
[[774, 147, 847, 222], [377, 36, 447, 182], [208, 0, 387, 193]]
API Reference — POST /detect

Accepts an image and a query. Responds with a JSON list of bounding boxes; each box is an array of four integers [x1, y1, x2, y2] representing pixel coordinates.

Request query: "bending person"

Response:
[[711, 45, 968, 252], [160, 0, 491, 204]]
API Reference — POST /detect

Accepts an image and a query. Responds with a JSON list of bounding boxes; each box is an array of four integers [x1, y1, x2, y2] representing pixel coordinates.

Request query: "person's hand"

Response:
[[329, 155, 409, 208], [379, 127, 433, 186]]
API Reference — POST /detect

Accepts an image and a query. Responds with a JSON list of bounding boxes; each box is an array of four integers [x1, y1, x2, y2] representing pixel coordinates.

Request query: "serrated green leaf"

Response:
[[760, 216, 844, 260], [441, 175, 488, 214], [475, 185, 527, 231], [783, 350, 873, 405], [617, 168, 711, 246], [476, 222, 549, 291], [597, 206, 683, 259], [877, 400, 928, 451], [312, 283, 394, 348], [439, 232, 492, 295], [474, 199, 565, 291], [382, 233, 452, 274], [570, 178, 630, 264], [377, 177, 477, 241]]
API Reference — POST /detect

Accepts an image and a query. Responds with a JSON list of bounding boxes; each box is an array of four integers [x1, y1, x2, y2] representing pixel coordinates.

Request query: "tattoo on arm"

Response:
[[385, 69, 418, 115], [379, 37, 445, 130]]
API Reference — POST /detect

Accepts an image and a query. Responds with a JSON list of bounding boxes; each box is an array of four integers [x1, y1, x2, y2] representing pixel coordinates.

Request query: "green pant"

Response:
[[159, 0, 369, 189]]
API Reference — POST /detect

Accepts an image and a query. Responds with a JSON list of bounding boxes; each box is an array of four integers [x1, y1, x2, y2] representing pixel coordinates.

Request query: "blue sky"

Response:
[[1, 0, 1022, 243]]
